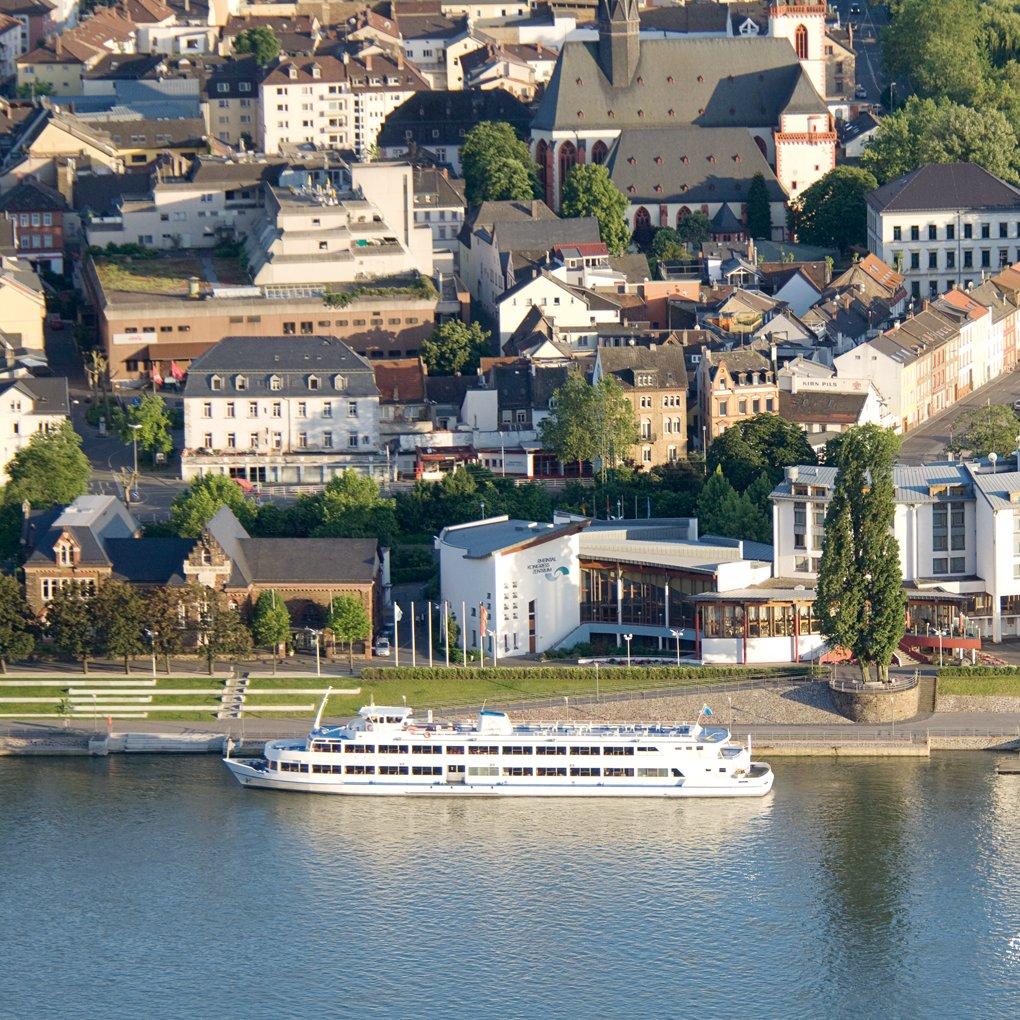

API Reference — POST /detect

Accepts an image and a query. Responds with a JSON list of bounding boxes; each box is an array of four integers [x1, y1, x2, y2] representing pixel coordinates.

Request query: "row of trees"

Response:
[[0, 577, 371, 675]]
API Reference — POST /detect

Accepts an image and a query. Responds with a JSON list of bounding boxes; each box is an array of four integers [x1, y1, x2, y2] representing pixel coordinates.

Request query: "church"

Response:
[[531, 0, 836, 240]]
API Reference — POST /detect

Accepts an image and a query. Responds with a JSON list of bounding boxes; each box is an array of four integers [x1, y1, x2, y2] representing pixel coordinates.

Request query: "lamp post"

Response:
[[306, 628, 322, 676], [670, 628, 682, 667], [623, 633, 633, 668], [128, 422, 141, 504], [1015, 432, 1019, 473], [145, 628, 156, 677], [487, 628, 498, 666]]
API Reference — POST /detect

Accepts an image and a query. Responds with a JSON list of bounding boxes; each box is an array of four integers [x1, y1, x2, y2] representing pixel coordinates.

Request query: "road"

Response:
[[898, 366, 1020, 464], [838, 0, 889, 104]]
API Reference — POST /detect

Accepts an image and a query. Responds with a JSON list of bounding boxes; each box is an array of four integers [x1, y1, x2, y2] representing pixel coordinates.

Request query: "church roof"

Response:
[[532, 37, 826, 133]]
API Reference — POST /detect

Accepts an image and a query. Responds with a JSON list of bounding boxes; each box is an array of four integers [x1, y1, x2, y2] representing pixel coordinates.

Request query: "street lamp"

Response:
[[623, 633, 633, 667], [144, 627, 156, 677], [128, 421, 141, 503], [670, 628, 682, 667], [487, 628, 498, 666], [306, 628, 322, 676]]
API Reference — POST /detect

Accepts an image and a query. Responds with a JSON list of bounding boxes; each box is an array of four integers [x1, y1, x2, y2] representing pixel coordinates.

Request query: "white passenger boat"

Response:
[[223, 692, 774, 798]]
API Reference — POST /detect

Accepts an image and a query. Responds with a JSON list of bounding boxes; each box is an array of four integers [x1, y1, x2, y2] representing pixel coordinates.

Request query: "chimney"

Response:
[[365, 52, 373, 71], [184, 0, 190, 10], [54, 35, 62, 56], [342, 49, 350, 65], [396, 51, 404, 69]]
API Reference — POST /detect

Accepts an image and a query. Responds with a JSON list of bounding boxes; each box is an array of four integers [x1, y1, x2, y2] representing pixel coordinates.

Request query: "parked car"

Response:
[[374, 636, 392, 657], [855, 84, 868, 99]]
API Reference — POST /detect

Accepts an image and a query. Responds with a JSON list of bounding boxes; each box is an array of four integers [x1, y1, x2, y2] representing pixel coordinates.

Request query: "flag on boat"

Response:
[[701, 705, 713, 717]]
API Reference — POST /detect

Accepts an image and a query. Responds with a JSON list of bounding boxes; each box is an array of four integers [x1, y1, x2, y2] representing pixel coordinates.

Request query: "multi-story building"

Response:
[[697, 346, 779, 446], [867, 162, 1020, 301], [0, 0, 56, 55], [0, 375, 68, 483], [203, 55, 260, 148], [412, 166, 466, 272], [0, 253, 45, 352], [0, 175, 67, 273], [594, 344, 688, 466], [181, 335, 382, 486], [258, 50, 428, 157]]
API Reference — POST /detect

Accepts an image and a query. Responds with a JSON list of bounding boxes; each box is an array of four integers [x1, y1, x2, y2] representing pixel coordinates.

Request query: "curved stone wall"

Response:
[[830, 682, 920, 723]]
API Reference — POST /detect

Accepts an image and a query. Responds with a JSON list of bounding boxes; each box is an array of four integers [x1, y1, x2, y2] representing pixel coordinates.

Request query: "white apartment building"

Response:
[[258, 51, 427, 157], [182, 336, 382, 486], [243, 161, 433, 286], [867, 162, 1020, 301], [412, 167, 465, 274], [772, 461, 1020, 645], [0, 376, 69, 483]]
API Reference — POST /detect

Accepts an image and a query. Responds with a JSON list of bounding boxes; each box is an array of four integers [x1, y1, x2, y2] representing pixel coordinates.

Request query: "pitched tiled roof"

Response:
[[598, 344, 687, 389], [239, 538, 378, 584], [262, 53, 428, 90], [867, 162, 1020, 213], [779, 389, 868, 425], [373, 357, 427, 403], [378, 89, 531, 150], [0, 176, 67, 212]]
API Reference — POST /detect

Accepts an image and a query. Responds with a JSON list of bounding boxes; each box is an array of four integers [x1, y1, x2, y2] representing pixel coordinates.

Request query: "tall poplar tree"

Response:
[[746, 173, 772, 240], [815, 425, 905, 682]]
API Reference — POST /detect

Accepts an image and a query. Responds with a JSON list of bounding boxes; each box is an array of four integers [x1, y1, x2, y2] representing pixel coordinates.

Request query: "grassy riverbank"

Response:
[[939, 667, 1020, 697]]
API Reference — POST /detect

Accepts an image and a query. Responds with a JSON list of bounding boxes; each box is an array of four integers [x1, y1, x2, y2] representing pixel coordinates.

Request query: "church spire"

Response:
[[597, 0, 640, 87]]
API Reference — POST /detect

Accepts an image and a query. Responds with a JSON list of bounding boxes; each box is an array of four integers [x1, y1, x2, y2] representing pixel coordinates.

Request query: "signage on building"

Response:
[[529, 555, 568, 581], [792, 376, 867, 394]]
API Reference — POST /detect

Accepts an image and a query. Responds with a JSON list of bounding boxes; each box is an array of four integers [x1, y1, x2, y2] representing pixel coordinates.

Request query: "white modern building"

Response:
[[772, 460, 1020, 647], [866, 162, 1020, 301], [181, 335, 383, 486], [0, 376, 69, 483]]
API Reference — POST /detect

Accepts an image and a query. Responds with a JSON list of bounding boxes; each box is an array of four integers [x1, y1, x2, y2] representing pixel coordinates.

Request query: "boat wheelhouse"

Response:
[[223, 697, 774, 798]]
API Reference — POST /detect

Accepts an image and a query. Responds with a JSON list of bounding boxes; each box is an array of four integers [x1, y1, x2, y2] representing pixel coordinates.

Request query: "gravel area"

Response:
[[936, 694, 1020, 714], [507, 682, 850, 726]]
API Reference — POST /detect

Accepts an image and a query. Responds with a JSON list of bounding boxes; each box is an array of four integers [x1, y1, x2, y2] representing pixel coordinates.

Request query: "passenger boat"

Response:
[[223, 691, 774, 798]]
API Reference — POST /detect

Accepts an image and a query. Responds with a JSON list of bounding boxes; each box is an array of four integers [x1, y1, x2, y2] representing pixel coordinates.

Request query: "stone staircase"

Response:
[[217, 674, 249, 719]]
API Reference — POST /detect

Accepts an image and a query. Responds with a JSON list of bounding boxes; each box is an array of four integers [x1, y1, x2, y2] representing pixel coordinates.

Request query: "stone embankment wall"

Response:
[[830, 683, 920, 723]]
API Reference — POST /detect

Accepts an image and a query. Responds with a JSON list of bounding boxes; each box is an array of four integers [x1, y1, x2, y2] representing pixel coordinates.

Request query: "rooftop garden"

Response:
[[90, 245, 251, 295]]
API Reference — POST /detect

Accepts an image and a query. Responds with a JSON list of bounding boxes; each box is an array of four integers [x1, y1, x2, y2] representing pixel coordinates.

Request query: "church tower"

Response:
[[598, 0, 640, 88]]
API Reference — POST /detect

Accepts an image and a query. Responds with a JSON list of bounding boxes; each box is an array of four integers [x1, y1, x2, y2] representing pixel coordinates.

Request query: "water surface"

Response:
[[1, 754, 1017, 1018]]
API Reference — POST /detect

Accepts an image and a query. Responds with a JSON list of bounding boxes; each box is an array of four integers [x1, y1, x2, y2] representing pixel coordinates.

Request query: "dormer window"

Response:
[[235, 375, 248, 391], [308, 375, 320, 390], [333, 374, 347, 391], [56, 541, 74, 566], [211, 375, 223, 391], [269, 375, 282, 391]]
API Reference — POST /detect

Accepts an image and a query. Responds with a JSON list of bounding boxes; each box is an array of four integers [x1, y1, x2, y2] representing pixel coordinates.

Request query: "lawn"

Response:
[[939, 673, 1020, 697], [93, 256, 250, 295]]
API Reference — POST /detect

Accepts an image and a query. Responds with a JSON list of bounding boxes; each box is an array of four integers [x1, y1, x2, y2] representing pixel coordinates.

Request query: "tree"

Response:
[[460, 121, 538, 206], [118, 394, 173, 464], [421, 320, 491, 376], [650, 227, 689, 263], [560, 164, 630, 256], [294, 470, 398, 544], [707, 414, 817, 492], [815, 425, 906, 683], [539, 375, 639, 480], [746, 173, 772, 240], [327, 594, 371, 673], [675, 210, 712, 249], [93, 581, 146, 674], [948, 404, 1020, 458], [788, 166, 878, 252], [4, 422, 91, 508], [695, 468, 769, 543], [252, 590, 292, 673], [16, 81, 54, 98], [191, 586, 253, 675], [170, 474, 256, 537], [233, 26, 280, 66], [861, 96, 1020, 185], [145, 586, 188, 674], [0, 575, 34, 673], [45, 588, 97, 674]]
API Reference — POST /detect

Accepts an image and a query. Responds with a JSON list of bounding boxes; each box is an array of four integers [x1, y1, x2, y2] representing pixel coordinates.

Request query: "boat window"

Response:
[[569, 746, 600, 756], [267, 760, 277, 770], [412, 745, 443, 755], [446, 746, 465, 755], [537, 767, 567, 777], [345, 765, 376, 775], [502, 766, 533, 776], [385, 716, 402, 723], [636, 747, 660, 752], [468, 766, 499, 777], [501, 746, 533, 755], [280, 761, 309, 773], [638, 767, 669, 778], [378, 744, 409, 753], [380, 765, 409, 775], [603, 746, 635, 756], [696, 746, 704, 751], [672, 768, 683, 778], [412, 765, 442, 776], [345, 744, 376, 753], [536, 746, 567, 756], [570, 767, 601, 777], [468, 745, 499, 755], [604, 768, 635, 778]]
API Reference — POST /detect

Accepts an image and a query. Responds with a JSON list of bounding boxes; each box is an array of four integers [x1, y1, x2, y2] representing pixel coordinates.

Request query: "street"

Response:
[[840, 0, 889, 103], [898, 367, 1020, 464]]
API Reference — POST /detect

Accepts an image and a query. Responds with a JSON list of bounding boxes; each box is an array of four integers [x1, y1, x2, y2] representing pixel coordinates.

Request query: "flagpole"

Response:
[[410, 600, 416, 668], [461, 600, 467, 668], [444, 599, 450, 668], [393, 602, 400, 668], [427, 600, 434, 668]]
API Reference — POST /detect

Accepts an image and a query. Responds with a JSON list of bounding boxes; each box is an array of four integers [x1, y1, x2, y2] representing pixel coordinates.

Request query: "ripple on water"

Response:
[[0, 754, 1018, 1019]]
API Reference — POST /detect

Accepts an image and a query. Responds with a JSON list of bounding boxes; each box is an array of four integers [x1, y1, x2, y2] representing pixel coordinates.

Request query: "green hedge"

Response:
[[938, 666, 1020, 677], [361, 665, 822, 683]]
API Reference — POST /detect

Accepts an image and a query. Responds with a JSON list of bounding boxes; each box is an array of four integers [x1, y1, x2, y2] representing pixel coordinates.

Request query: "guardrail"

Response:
[[829, 674, 919, 694]]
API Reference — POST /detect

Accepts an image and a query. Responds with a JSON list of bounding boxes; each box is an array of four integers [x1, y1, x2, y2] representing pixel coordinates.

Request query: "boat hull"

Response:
[[223, 758, 774, 798]]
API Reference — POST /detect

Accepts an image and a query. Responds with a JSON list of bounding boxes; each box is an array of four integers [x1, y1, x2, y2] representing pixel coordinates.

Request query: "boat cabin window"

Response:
[[446, 746, 465, 755], [468, 766, 499, 777], [605, 768, 635, 778], [570, 766, 601, 777], [603, 746, 635, 756], [468, 745, 499, 755], [636, 746, 660, 752], [378, 744, 409, 754], [312, 763, 343, 774], [696, 746, 704, 751], [280, 761, 308, 773], [570, 746, 600, 756], [345, 744, 376, 753], [412, 765, 442, 776], [380, 765, 409, 775], [537, 767, 567, 777], [638, 767, 669, 778], [311, 741, 344, 753], [501, 746, 533, 755], [503, 766, 533, 777], [345, 765, 375, 775], [536, 746, 567, 756], [411, 745, 443, 755]]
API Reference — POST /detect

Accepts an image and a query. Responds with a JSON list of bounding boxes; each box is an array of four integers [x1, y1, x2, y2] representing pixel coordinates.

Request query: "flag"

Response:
[[170, 361, 185, 382], [151, 362, 163, 387], [479, 603, 488, 635], [393, 603, 403, 622]]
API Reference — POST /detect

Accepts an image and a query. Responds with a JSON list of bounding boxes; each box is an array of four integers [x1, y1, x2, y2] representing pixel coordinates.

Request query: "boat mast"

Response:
[[312, 686, 333, 731]]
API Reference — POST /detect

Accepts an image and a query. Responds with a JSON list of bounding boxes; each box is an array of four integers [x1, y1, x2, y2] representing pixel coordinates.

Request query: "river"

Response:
[[1, 753, 1017, 1018]]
